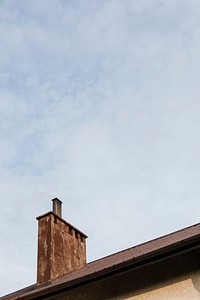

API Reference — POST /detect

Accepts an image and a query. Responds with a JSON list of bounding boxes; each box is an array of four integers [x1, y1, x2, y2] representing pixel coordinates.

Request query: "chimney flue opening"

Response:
[[52, 198, 62, 218]]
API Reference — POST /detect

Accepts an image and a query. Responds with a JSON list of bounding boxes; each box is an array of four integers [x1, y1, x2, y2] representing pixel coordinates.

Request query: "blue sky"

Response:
[[1, 0, 200, 296]]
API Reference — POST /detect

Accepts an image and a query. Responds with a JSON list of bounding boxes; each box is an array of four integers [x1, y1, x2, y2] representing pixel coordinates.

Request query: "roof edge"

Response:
[[3, 222, 200, 300]]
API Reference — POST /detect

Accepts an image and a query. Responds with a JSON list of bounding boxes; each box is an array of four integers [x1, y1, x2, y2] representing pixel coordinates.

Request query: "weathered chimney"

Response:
[[36, 198, 87, 285]]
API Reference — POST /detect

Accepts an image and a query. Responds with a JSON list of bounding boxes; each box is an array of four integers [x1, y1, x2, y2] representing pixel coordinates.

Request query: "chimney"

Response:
[[36, 198, 87, 285]]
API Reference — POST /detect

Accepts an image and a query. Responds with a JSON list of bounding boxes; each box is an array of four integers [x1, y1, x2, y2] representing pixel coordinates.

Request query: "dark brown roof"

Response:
[[2, 222, 200, 300]]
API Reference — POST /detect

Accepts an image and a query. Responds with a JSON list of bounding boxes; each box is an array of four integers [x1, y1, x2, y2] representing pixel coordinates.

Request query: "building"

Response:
[[2, 198, 200, 299]]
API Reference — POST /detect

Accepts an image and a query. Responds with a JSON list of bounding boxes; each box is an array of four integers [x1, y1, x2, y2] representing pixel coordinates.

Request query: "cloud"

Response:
[[1, 0, 200, 296]]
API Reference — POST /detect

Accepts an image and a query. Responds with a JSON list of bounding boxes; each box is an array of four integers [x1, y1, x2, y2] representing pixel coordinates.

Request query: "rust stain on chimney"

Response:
[[36, 199, 87, 285]]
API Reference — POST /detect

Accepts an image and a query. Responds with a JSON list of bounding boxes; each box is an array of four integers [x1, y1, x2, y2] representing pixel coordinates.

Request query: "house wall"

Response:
[[56, 247, 200, 300], [126, 276, 200, 299]]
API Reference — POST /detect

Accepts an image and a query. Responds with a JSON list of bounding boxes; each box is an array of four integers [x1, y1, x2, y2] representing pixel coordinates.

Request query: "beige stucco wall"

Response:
[[56, 248, 200, 300], [126, 273, 200, 300], [57, 271, 200, 300]]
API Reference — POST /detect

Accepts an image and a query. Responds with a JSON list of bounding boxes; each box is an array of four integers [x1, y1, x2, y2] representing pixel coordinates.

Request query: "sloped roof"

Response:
[[2, 222, 200, 300]]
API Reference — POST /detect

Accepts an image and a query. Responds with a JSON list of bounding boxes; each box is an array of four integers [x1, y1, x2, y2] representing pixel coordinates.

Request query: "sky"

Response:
[[1, 0, 200, 296]]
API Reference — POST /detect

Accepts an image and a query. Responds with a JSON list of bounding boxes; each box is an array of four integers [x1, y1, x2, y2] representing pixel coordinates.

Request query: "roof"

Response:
[[2, 222, 200, 300]]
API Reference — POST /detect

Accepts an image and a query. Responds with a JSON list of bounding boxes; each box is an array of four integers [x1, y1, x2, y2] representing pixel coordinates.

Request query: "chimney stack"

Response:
[[36, 198, 87, 285], [52, 198, 62, 218]]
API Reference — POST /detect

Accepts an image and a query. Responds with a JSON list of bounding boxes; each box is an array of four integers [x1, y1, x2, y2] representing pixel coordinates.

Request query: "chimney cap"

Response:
[[52, 197, 62, 204], [52, 198, 62, 218]]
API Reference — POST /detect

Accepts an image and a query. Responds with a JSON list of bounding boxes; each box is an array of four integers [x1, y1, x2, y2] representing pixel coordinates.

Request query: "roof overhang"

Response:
[[3, 222, 200, 300]]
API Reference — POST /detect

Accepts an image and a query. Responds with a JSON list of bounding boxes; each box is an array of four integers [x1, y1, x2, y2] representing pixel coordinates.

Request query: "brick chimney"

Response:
[[36, 198, 87, 285]]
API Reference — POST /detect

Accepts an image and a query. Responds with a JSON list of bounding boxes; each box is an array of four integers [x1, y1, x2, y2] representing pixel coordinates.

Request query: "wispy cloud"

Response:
[[1, 0, 200, 296]]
